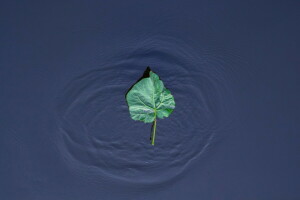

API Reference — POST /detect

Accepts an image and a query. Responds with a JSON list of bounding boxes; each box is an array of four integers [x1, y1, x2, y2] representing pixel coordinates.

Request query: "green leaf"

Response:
[[126, 70, 175, 145]]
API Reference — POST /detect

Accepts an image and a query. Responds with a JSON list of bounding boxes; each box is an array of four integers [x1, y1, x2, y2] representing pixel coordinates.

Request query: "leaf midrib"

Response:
[[136, 94, 154, 111]]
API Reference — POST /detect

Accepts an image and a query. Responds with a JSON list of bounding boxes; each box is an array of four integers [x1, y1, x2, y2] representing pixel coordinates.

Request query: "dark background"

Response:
[[1, 0, 299, 199]]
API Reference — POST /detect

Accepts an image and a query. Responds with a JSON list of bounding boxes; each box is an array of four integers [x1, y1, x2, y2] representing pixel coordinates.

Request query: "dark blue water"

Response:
[[1, 0, 299, 199]]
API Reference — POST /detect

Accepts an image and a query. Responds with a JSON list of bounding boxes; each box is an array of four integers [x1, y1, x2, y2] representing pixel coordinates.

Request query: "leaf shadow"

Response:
[[125, 66, 152, 98]]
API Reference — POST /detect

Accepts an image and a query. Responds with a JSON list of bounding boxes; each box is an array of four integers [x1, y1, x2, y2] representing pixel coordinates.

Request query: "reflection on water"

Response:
[[55, 35, 238, 184]]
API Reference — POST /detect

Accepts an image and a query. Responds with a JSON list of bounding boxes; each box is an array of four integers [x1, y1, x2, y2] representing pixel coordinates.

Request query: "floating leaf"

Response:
[[126, 69, 175, 145]]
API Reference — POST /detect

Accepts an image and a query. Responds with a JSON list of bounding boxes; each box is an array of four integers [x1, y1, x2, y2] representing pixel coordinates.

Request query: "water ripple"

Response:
[[55, 35, 239, 185]]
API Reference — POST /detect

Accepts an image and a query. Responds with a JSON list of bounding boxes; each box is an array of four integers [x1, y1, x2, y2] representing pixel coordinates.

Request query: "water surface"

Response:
[[1, 0, 299, 199]]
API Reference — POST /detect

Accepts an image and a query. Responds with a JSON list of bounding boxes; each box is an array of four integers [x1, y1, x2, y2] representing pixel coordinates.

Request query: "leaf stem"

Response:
[[151, 118, 157, 146]]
